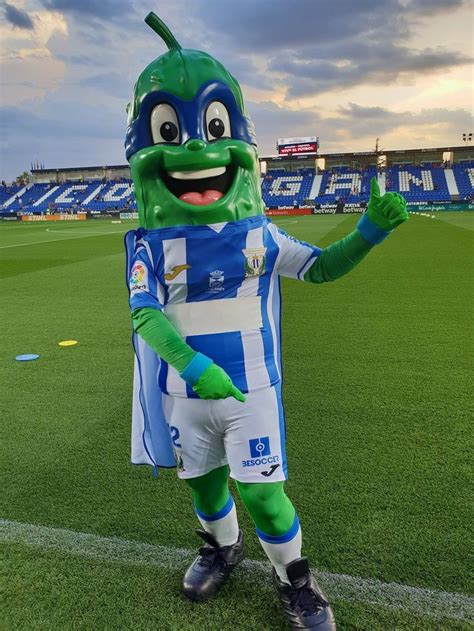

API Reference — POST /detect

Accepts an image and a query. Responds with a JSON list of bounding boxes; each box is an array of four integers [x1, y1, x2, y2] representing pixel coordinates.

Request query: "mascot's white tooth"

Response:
[[168, 167, 226, 180]]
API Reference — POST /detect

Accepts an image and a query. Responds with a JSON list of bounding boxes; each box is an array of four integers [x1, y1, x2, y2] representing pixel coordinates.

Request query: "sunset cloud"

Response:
[[0, 0, 472, 180], [3, 3, 34, 29]]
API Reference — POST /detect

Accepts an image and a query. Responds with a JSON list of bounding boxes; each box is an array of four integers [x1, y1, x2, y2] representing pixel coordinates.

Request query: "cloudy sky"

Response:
[[0, 0, 473, 180]]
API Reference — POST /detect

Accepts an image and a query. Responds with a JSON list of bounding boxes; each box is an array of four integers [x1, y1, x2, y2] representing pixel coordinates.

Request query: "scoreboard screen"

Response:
[[277, 136, 318, 156]]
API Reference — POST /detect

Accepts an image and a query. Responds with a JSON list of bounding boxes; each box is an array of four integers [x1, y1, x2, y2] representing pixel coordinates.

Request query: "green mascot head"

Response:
[[125, 12, 264, 229]]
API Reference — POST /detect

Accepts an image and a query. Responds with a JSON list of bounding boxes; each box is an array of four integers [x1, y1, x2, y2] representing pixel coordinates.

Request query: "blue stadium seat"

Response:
[[314, 167, 376, 205], [262, 169, 315, 207], [452, 162, 474, 200], [3, 163, 472, 212], [386, 164, 450, 203]]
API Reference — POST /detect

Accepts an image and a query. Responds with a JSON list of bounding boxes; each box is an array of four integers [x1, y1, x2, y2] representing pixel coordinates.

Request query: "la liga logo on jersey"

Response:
[[243, 247, 267, 277], [130, 261, 148, 293]]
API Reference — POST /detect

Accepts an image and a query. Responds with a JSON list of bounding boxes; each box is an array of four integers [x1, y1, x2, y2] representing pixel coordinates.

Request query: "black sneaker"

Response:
[[182, 529, 244, 602], [273, 558, 336, 630]]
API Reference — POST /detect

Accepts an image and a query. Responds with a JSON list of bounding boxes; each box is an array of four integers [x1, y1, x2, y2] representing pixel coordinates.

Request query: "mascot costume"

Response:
[[125, 13, 408, 630]]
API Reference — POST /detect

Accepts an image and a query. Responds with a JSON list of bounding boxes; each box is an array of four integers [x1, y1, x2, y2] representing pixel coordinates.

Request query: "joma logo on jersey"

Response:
[[164, 264, 191, 281], [243, 247, 266, 277]]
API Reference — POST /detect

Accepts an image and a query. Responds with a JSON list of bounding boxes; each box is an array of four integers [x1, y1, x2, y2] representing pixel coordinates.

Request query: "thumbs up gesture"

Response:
[[366, 176, 409, 231]]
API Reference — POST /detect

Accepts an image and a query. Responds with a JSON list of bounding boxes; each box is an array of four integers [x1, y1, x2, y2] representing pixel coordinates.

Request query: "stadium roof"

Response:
[[30, 145, 473, 174]]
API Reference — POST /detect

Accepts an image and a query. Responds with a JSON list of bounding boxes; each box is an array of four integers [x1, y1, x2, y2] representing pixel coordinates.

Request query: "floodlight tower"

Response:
[[462, 132, 473, 145]]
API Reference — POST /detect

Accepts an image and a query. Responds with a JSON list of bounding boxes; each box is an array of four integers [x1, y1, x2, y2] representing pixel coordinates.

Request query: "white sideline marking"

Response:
[[0, 230, 124, 249], [45, 228, 112, 235], [1, 519, 473, 622]]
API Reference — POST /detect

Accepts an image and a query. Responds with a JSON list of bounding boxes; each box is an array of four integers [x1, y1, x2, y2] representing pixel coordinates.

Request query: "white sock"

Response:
[[257, 516, 302, 584], [195, 496, 239, 547]]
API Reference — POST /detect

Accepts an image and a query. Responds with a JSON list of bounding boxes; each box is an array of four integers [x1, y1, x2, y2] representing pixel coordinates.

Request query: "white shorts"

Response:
[[162, 384, 287, 483]]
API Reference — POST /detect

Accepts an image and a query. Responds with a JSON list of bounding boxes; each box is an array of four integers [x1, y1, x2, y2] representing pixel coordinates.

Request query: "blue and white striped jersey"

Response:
[[128, 215, 320, 397]]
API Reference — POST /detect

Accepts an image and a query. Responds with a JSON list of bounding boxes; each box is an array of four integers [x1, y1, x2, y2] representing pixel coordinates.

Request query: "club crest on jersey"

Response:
[[243, 247, 266, 277], [208, 269, 225, 292]]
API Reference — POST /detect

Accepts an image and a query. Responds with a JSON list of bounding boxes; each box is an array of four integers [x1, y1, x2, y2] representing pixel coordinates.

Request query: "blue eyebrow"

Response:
[[125, 80, 256, 160]]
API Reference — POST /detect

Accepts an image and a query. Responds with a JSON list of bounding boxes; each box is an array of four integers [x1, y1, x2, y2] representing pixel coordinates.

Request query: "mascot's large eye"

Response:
[[150, 104, 180, 144], [206, 101, 231, 140]]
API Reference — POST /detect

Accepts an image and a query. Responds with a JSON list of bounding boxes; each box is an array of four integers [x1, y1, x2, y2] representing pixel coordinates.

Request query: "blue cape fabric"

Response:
[[125, 229, 176, 470]]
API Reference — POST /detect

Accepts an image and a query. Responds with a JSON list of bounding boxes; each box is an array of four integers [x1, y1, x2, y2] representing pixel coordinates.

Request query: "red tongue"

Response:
[[179, 190, 223, 205]]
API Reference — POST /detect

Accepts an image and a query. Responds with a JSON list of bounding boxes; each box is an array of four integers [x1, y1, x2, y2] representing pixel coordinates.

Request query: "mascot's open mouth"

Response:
[[162, 165, 235, 205]]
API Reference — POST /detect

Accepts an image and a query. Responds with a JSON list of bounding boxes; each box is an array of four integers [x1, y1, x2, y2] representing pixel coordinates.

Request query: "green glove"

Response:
[[180, 352, 246, 402], [366, 176, 409, 231], [193, 363, 246, 402], [132, 309, 246, 403]]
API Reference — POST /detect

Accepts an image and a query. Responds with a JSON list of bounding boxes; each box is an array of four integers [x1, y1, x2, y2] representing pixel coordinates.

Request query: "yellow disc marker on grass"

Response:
[[58, 340, 78, 347]]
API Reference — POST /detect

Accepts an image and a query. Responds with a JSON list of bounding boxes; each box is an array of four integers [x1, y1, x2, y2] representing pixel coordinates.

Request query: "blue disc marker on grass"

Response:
[[15, 354, 39, 362]]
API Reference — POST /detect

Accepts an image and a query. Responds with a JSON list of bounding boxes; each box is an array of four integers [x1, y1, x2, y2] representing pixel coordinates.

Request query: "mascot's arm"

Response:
[[304, 230, 372, 283], [305, 176, 408, 283], [132, 307, 245, 402], [132, 307, 195, 372]]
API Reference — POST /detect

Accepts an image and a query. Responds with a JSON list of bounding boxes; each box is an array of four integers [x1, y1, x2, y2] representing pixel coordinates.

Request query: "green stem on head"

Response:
[[145, 12, 182, 51]]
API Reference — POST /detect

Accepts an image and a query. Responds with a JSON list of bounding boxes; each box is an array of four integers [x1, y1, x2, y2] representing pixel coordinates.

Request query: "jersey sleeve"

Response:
[[270, 224, 322, 280], [128, 242, 164, 312]]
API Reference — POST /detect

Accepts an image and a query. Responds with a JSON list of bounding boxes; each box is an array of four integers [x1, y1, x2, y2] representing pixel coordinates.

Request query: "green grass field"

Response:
[[1, 213, 473, 630]]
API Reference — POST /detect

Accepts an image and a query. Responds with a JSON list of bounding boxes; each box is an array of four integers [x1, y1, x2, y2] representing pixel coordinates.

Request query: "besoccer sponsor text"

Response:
[[242, 436, 280, 468]]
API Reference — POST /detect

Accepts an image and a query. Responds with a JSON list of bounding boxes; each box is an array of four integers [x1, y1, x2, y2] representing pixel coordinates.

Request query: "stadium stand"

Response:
[[0, 185, 21, 206], [1, 180, 136, 213], [314, 167, 376, 205], [1, 163, 473, 213], [452, 163, 474, 200], [385, 164, 450, 203], [262, 168, 314, 207], [82, 181, 136, 212]]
